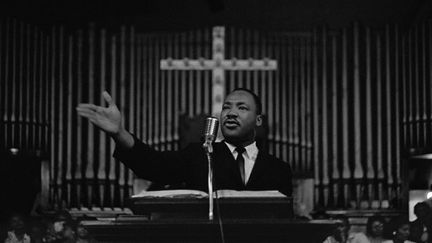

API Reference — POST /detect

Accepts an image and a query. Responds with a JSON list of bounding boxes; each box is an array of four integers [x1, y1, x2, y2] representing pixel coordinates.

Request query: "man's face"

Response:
[[395, 224, 410, 241], [370, 221, 384, 237], [220, 90, 262, 144], [9, 216, 25, 231]]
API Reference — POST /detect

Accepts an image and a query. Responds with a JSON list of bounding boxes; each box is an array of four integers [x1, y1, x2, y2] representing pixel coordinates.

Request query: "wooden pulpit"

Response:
[[127, 193, 293, 219], [83, 217, 335, 243], [82, 191, 335, 242]]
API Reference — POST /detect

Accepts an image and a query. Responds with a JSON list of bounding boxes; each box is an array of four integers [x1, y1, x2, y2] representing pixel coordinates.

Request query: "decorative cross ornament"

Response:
[[160, 26, 277, 116]]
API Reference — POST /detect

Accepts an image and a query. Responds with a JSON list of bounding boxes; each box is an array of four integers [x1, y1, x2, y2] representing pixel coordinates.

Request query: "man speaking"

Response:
[[76, 88, 292, 196]]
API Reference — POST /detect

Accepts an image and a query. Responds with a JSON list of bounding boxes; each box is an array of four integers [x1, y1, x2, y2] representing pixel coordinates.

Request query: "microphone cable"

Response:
[[214, 189, 226, 243]]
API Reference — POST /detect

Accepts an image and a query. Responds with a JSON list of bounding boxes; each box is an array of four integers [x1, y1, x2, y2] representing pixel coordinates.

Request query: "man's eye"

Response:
[[222, 106, 229, 110], [239, 106, 248, 110]]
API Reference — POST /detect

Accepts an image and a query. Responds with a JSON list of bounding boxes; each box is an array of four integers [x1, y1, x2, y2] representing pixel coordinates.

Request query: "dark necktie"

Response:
[[236, 147, 246, 185]]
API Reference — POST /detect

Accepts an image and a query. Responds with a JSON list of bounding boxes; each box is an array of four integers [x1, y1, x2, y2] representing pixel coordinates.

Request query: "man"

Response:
[[76, 88, 292, 196], [410, 202, 432, 243]]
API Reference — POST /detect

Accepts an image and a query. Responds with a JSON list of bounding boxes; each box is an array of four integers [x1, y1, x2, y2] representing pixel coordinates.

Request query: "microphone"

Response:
[[203, 117, 219, 221], [204, 117, 219, 146]]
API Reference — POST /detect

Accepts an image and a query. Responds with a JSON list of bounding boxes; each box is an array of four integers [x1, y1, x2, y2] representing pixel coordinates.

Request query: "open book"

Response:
[[129, 189, 293, 218], [131, 189, 286, 199]]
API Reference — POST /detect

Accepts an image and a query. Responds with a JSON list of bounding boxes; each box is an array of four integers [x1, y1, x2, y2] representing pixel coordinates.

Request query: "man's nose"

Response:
[[226, 109, 238, 117]]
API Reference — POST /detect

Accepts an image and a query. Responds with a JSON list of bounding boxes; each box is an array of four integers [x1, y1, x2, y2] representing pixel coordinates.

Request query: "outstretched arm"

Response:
[[76, 91, 134, 149]]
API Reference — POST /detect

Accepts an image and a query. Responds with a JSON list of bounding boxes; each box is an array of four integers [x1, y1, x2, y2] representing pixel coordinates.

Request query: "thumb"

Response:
[[102, 91, 114, 106]]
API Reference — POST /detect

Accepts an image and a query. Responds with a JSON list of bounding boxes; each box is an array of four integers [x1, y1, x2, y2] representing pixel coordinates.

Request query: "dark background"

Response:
[[0, 0, 431, 31]]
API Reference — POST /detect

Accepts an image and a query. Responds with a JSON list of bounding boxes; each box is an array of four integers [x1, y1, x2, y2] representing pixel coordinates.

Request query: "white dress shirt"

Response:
[[224, 141, 259, 184]]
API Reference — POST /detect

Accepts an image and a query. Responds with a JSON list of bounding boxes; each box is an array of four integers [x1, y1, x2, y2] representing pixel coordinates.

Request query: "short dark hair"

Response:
[[230, 88, 262, 115], [414, 202, 431, 215]]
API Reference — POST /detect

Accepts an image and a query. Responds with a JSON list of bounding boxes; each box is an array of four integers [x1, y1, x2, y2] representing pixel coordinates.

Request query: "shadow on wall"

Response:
[[0, 149, 45, 222]]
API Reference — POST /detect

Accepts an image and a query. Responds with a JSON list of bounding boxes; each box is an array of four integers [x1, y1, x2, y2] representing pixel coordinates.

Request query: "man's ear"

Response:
[[256, 115, 263, 126]]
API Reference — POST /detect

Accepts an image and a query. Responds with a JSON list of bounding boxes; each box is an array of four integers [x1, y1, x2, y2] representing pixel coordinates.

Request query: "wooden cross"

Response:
[[160, 26, 277, 116]]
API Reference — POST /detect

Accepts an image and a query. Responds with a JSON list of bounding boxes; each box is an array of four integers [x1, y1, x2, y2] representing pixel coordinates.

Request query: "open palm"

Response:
[[76, 91, 122, 135]]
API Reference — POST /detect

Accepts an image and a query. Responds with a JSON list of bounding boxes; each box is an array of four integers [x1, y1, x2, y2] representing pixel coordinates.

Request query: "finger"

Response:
[[78, 106, 105, 115], [77, 103, 99, 111], [76, 110, 96, 120], [77, 112, 94, 121], [102, 91, 114, 107], [77, 113, 93, 121], [76, 108, 95, 115], [76, 107, 96, 114]]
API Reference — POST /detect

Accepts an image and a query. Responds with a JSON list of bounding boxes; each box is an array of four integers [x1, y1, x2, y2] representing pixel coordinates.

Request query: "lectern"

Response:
[[82, 192, 335, 242], [129, 192, 293, 218]]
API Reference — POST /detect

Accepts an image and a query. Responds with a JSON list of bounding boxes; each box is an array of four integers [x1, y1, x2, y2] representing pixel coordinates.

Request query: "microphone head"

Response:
[[204, 117, 219, 141]]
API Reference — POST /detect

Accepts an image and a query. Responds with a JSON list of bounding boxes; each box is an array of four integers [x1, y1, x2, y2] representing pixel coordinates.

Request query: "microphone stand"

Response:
[[203, 141, 214, 220]]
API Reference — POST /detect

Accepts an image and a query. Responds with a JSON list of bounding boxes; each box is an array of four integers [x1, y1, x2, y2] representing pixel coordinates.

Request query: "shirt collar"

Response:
[[224, 141, 258, 159]]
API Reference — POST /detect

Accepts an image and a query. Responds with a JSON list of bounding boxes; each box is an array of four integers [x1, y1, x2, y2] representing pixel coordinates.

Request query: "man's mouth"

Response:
[[224, 120, 240, 128]]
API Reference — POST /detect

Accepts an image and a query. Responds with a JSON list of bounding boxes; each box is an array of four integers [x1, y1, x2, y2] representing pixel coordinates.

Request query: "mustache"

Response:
[[223, 118, 240, 125]]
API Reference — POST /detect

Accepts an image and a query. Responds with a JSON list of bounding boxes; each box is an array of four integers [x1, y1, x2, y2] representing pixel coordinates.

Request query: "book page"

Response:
[[131, 189, 208, 198], [131, 189, 286, 199], [215, 190, 286, 198]]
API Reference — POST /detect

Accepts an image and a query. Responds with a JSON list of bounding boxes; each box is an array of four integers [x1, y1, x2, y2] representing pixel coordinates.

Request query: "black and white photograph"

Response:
[[0, 0, 432, 242]]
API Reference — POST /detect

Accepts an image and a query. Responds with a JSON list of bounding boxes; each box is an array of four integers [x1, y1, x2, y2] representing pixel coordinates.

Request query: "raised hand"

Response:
[[76, 91, 122, 135]]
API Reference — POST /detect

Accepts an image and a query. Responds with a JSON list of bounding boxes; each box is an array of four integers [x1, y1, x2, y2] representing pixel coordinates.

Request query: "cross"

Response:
[[160, 26, 277, 116]]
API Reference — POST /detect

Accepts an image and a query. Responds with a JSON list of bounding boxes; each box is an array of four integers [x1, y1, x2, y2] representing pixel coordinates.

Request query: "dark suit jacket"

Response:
[[114, 136, 292, 196]]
